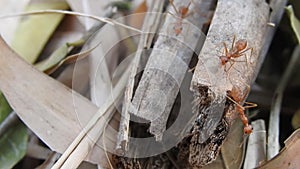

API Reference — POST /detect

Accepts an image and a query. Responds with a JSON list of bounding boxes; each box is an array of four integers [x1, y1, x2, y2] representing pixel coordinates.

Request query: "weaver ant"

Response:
[[226, 86, 257, 134], [168, 0, 192, 36], [220, 36, 253, 72]]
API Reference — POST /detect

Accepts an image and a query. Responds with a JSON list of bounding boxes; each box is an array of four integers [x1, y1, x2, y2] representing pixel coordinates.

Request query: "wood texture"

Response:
[[188, 0, 269, 166], [116, 0, 164, 154], [129, 0, 212, 141], [191, 0, 269, 141]]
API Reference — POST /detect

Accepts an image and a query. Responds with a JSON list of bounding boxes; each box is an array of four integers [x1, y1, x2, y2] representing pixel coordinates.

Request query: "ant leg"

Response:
[[222, 42, 229, 72], [223, 42, 229, 56], [239, 47, 253, 67], [250, 48, 254, 63], [240, 47, 253, 56], [225, 59, 235, 73], [225, 95, 245, 111], [248, 47, 254, 64], [231, 35, 236, 50], [224, 59, 237, 83], [238, 81, 257, 109], [169, 0, 179, 15], [244, 102, 257, 109], [186, 0, 192, 11], [167, 11, 178, 19]]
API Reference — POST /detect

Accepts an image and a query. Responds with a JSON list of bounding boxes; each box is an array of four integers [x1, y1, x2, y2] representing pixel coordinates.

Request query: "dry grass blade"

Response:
[[0, 9, 142, 33], [267, 45, 300, 159], [39, 40, 101, 74], [34, 43, 69, 72], [52, 66, 129, 168], [286, 5, 300, 44], [244, 120, 267, 169], [256, 0, 288, 75]]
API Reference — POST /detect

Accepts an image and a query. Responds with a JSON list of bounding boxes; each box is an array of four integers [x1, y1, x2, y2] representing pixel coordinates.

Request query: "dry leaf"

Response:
[[0, 36, 111, 167], [244, 120, 267, 169], [257, 128, 300, 169], [128, 0, 147, 29]]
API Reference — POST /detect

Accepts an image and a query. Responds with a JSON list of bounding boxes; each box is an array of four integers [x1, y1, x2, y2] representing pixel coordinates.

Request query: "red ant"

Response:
[[220, 36, 253, 72], [226, 86, 257, 134], [168, 0, 192, 36]]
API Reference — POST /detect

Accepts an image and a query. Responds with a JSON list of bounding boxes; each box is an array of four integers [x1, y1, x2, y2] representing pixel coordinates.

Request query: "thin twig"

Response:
[[267, 45, 300, 159], [0, 9, 142, 34]]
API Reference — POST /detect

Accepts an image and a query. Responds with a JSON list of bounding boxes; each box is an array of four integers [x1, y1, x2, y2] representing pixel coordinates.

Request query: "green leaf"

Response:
[[0, 123, 28, 169], [11, 2, 69, 63], [109, 1, 131, 13], [286, 5, 300, 44], [0, 92, 27, 169], [34, 43, 69, 72], [0, 92, 12, 123]]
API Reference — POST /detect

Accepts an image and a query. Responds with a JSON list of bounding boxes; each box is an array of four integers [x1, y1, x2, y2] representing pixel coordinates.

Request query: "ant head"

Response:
[[220, 56, 228, 65], [235, 39, 247, 51], [244, 125, 253, 134]]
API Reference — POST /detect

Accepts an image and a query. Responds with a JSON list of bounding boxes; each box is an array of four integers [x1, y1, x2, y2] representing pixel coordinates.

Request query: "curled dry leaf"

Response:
[[35, 39, 100, 74], [34, 43, 69, 72]]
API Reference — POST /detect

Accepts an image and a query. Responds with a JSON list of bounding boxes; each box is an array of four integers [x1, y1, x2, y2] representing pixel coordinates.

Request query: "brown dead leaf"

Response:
[[133, 0, 148, 14], [257, 128, 300, 169], [128, 0, 147, 29]]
